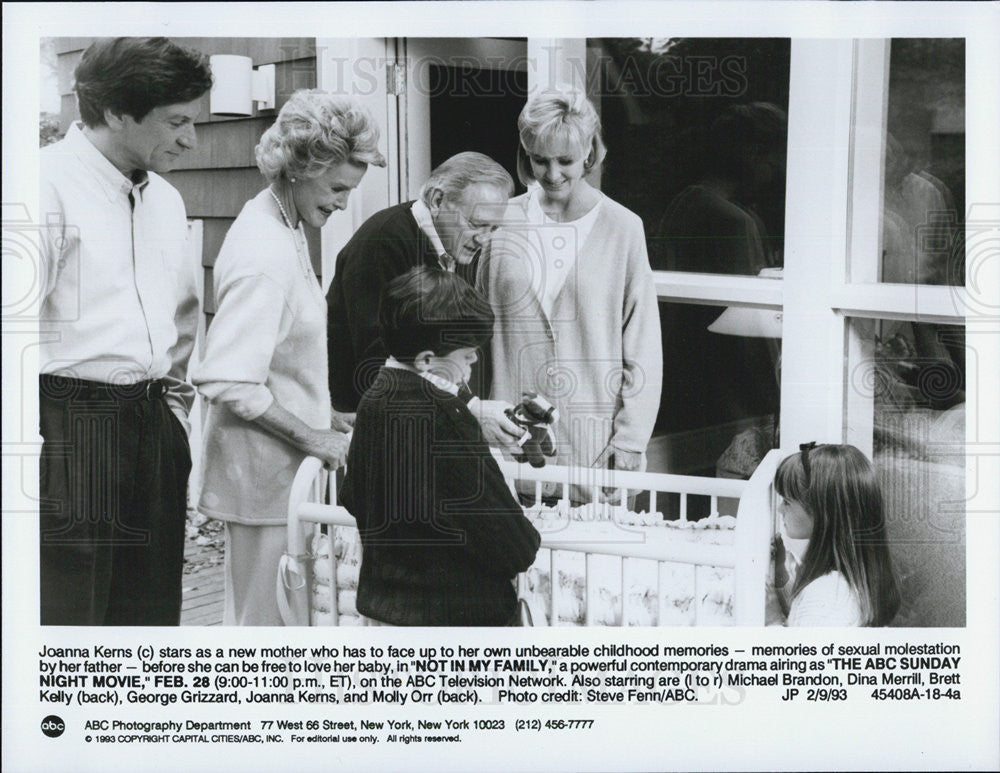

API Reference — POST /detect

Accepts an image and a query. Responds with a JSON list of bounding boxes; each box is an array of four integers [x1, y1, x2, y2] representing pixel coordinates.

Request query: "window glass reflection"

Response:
[[854, 317, 965, 627], [590, 38, 791, 275], [650, 301, 780, 488], [882, 39, 965, 286]]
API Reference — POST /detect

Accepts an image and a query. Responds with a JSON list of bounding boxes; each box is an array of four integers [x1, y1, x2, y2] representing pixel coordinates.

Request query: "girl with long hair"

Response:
[[772, 443, 901, 626]]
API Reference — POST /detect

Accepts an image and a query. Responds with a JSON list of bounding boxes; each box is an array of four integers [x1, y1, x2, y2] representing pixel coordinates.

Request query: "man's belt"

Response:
[[40, 374, 169, 401]]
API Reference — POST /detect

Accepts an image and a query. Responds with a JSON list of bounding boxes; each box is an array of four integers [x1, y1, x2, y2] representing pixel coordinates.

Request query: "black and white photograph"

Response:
[[3, 2, 999, 771]]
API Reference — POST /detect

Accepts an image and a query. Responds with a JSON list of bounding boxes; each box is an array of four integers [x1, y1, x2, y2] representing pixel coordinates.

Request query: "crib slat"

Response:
[[656, 561, 663, 626], [618, 556, 625, 626], [692, 565, 699, 626], [680, 493, 688, 522], [328, 527, 339, 626]]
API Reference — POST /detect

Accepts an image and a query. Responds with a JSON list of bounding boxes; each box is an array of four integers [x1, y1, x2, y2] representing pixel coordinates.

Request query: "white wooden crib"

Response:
[[278, 450, 782, 627]]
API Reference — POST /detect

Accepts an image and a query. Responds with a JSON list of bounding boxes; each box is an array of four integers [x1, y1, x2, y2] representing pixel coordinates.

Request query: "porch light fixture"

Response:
[[209, 54, 275, 116]]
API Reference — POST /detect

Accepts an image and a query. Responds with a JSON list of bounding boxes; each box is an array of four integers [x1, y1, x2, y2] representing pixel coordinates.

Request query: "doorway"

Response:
[[400, 38, 528, 199]]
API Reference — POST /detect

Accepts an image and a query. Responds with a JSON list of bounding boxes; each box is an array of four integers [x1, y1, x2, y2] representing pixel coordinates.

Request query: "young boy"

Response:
[[341, 266, 540, 626]]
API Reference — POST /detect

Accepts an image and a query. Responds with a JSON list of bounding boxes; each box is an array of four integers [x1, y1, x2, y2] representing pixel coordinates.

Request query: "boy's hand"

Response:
[[469, 398, 523, 453]]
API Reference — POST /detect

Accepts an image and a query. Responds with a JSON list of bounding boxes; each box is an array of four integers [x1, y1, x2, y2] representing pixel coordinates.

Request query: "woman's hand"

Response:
[[251, 401, 351, 469], [331, 410, 356, 434], [593, 445, 642, 471], [594, 446, 643, 504], [614, 449, 643, 471], [305, 428, 351, 469]]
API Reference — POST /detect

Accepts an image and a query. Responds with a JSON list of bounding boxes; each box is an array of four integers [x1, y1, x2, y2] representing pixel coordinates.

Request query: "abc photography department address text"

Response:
[[38, 640, 962, 746]]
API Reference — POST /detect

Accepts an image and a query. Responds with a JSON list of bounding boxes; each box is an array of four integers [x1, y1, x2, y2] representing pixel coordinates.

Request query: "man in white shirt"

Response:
[[38, 38, 212, 625]]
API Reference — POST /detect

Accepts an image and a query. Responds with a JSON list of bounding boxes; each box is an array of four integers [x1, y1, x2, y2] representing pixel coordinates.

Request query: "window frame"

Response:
[[837, 39, 967, 454]]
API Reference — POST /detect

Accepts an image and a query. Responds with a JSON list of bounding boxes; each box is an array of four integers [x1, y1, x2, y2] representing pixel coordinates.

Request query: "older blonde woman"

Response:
[[193, 91, 385, 625], [480, 87, 662, 502]]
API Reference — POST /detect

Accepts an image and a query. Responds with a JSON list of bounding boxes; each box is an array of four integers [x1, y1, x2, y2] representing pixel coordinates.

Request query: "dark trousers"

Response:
[[39, 376, 191, 625]]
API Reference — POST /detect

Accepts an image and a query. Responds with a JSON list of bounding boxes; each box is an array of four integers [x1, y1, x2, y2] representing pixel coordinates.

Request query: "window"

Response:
[[879, 39, 965, 287], [427, 49, 528, 194], [592, 38, 790, 276], [837, 40, 966, 626], [588, 38, 790, 479], [846, 316, 965, 626]]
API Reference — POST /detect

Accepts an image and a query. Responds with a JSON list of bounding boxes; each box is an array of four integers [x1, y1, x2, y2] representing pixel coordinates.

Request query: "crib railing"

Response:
[[280, 450, 781, 627], [500, 456, 779, 626]]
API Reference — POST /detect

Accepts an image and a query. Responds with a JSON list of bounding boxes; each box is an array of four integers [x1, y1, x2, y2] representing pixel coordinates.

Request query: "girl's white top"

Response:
[[787, 571, 863, 627]]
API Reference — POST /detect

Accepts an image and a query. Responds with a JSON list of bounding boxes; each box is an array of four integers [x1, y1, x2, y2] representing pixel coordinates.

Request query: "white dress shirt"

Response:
[[39, 123, 198, 427]]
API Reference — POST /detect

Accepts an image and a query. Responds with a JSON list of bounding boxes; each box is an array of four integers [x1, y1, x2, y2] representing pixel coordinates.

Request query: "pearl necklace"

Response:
[[269, 186, 313, 282]]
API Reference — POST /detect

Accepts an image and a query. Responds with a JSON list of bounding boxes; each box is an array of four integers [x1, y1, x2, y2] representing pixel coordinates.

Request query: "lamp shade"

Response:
[[708, 306, 783, 338], [707, 267, 784, 338], [209, 54, 253, 116]]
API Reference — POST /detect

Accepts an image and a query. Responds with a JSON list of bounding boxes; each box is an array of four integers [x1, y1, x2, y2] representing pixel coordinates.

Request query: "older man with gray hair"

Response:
[[327, 151, 520, 445]]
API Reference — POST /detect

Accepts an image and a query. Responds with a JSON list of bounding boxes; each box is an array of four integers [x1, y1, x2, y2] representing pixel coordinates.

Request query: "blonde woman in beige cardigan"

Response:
[[480, 87, 662, 503]]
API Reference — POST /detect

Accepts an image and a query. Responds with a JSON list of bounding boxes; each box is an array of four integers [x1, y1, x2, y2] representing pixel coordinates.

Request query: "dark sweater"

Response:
[[326, 202, 482, 412], [341, 367, 540, 626]]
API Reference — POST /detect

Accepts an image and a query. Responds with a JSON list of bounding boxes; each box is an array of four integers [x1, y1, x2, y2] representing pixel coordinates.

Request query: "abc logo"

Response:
[[41, 715, 65, 738]]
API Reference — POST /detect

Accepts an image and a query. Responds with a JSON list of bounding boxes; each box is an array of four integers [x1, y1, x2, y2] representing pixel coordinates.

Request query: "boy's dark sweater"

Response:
[[341, 367, 540, 626]]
